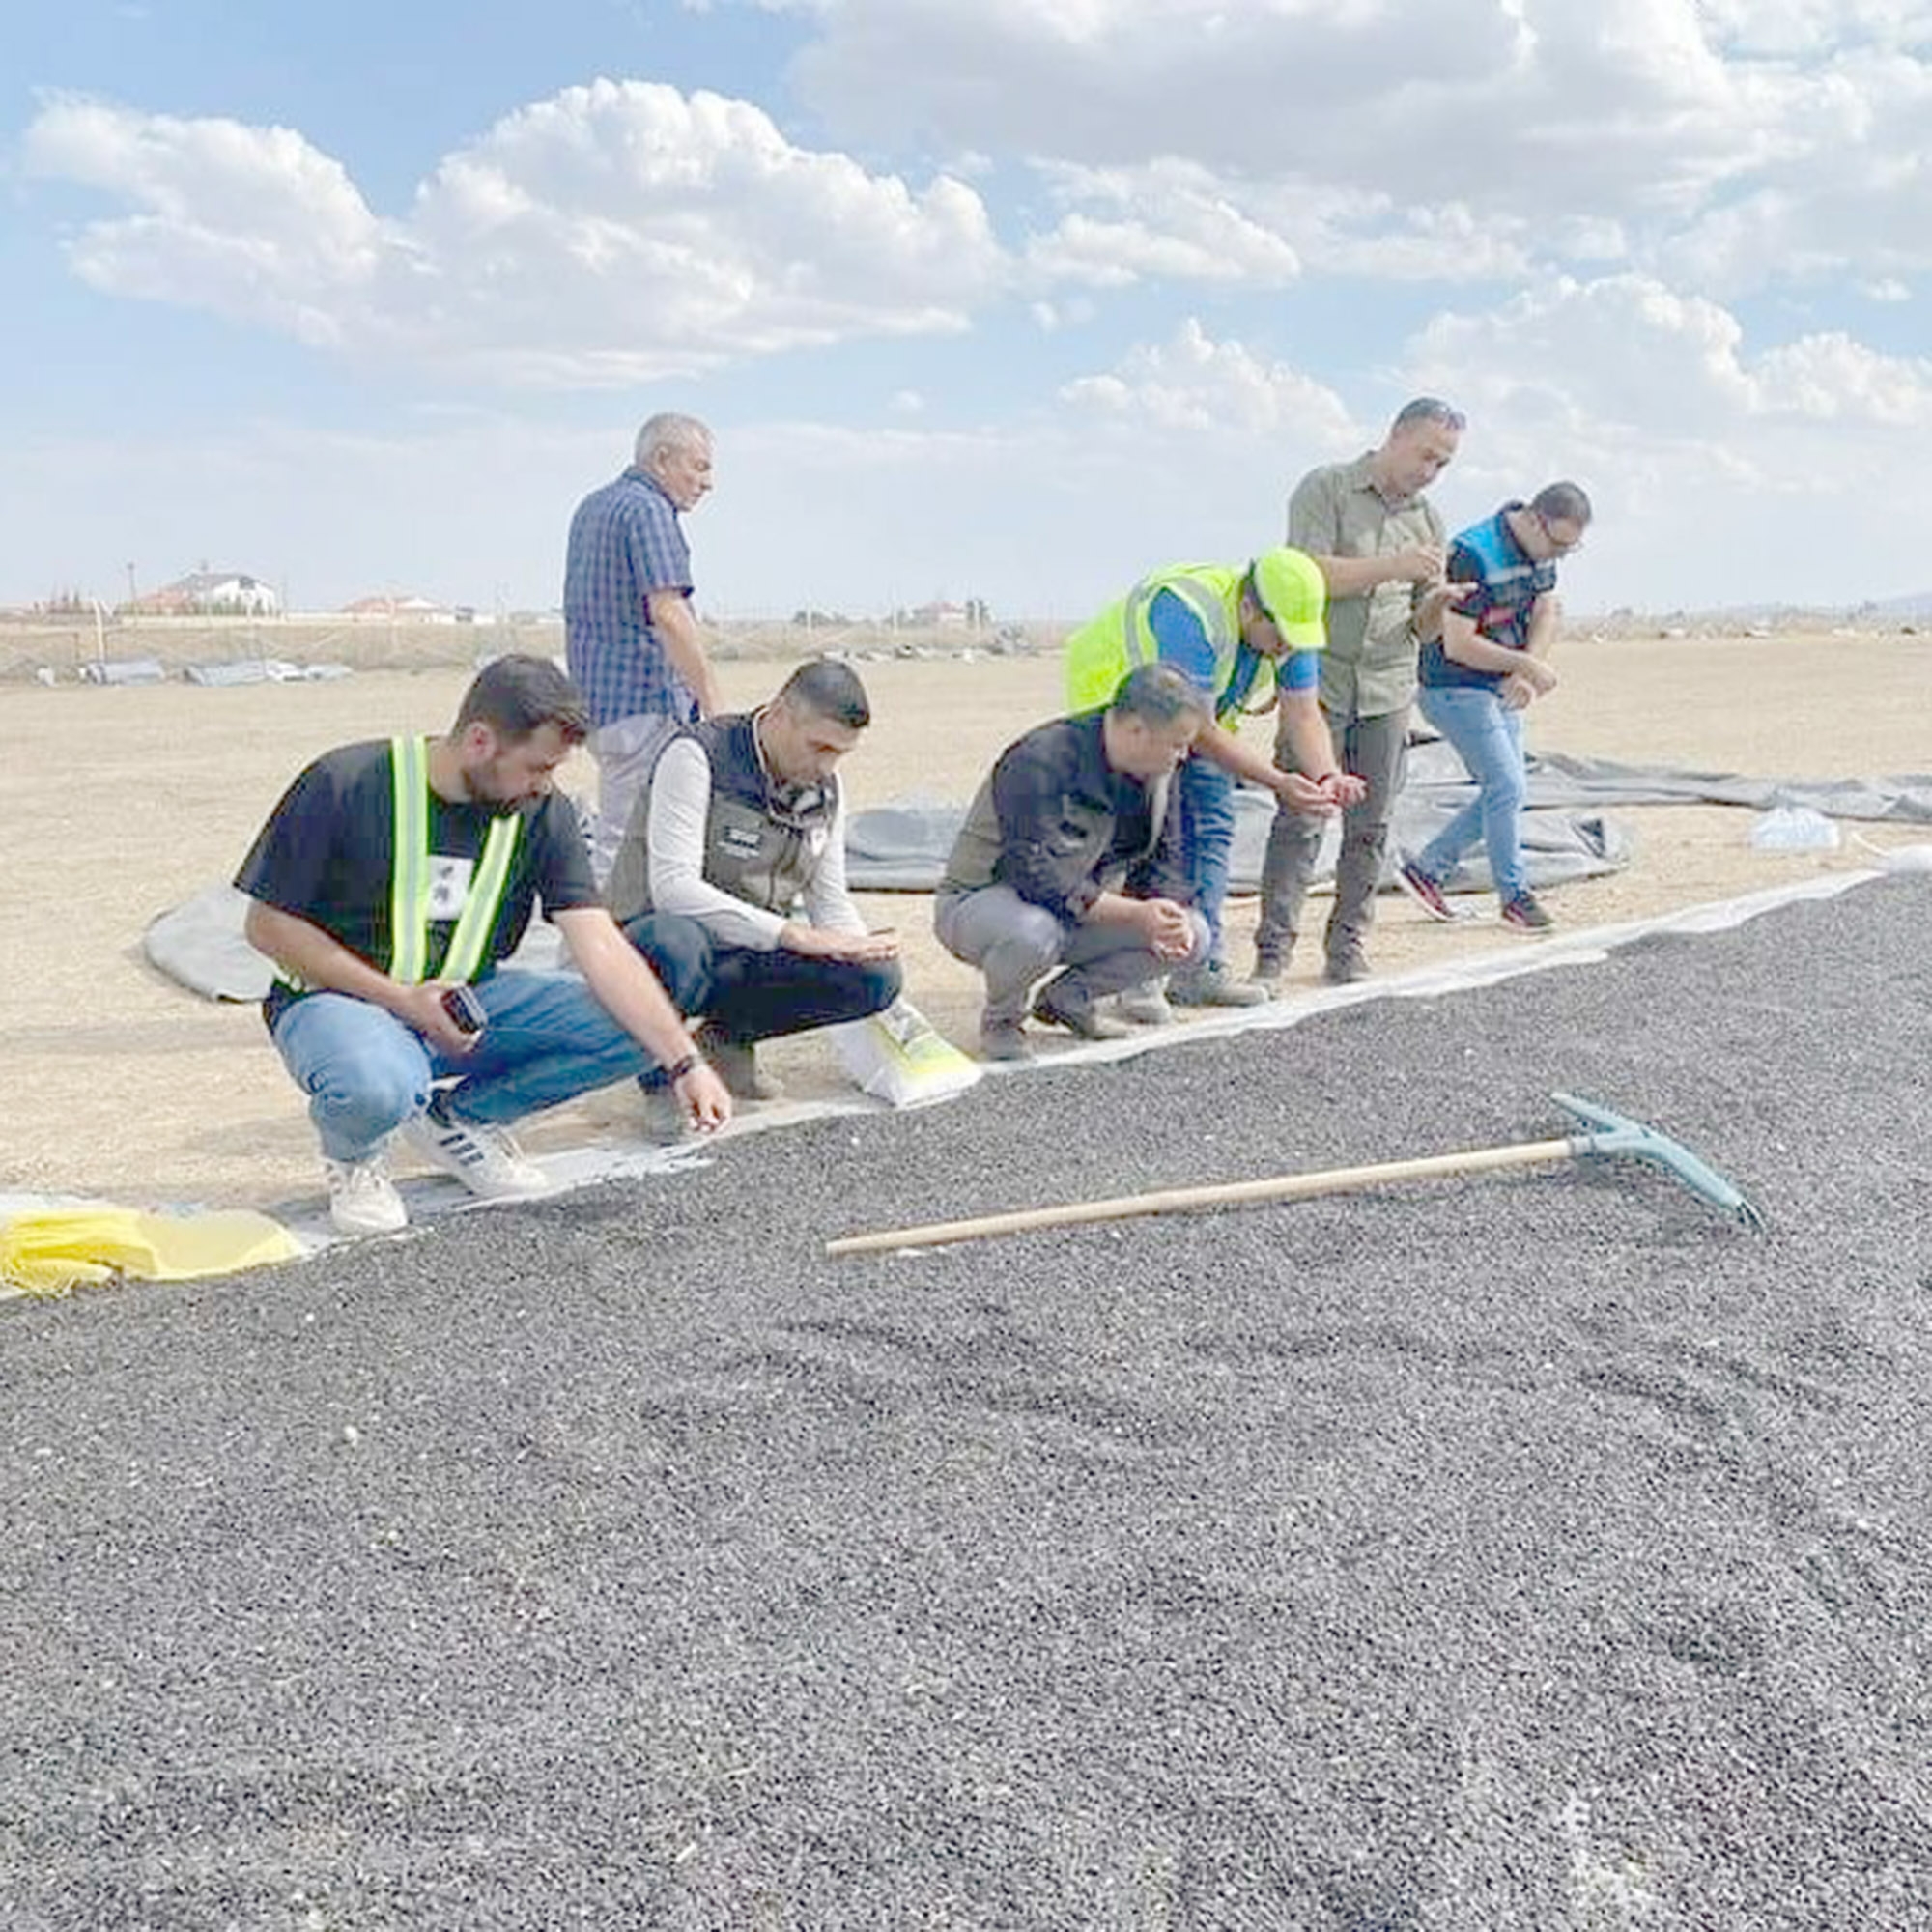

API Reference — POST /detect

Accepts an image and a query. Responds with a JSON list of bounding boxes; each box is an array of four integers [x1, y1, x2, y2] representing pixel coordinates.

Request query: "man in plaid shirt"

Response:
[[563, 412, 720, 882]]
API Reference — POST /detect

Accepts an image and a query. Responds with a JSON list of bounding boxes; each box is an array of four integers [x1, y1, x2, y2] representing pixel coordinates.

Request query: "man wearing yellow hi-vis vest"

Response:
[[1063, 547, 1366, 1008], [236, 655, 732, 1236]]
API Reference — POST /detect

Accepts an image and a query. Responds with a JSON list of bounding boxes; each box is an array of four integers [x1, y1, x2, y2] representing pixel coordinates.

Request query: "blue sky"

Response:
[[6, 0, 1931, 618]]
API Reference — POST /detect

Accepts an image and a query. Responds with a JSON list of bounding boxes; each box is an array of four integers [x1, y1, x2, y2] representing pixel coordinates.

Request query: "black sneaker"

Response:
[[1500, 893, 1555, 931], [1031, 977, 1131, 1039], [979, 1019, 1035, 1063]]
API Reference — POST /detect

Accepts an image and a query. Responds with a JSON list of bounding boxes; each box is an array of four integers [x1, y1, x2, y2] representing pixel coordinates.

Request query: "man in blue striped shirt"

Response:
[[563, 413, 720, 882]]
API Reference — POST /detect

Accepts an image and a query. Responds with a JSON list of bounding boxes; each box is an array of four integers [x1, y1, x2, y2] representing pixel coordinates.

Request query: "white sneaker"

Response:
[[402, 1103, 553, 1200], [324, 1155, 408, 1236]]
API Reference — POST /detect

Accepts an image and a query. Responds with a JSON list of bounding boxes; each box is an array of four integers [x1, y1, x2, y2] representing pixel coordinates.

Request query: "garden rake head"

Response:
[[1551, 1092, 1766, 1233]]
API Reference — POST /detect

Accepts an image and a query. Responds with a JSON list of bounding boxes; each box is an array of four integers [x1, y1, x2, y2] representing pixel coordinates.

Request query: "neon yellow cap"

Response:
[[1250, 546, 1327, 650]]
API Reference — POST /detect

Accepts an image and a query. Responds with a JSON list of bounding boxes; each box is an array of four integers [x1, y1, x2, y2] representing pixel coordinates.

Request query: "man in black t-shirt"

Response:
[[236, 654, 731, 1236]]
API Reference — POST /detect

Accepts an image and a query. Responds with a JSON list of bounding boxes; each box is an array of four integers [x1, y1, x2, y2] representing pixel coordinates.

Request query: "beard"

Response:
[[461, 759, 527, 816]]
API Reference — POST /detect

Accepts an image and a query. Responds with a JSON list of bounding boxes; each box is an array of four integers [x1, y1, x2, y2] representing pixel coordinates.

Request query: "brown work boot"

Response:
[[1250, 945, 1291, 997], [1169, 960, 1268, 1008], [694, 1022, 784, 1100]]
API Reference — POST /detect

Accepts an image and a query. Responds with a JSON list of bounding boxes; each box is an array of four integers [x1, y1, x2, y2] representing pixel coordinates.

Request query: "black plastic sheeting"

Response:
[[844, 742, 1932, 893]]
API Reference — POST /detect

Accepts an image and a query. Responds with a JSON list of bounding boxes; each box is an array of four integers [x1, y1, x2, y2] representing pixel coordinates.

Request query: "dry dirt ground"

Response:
[[3, 631, 1926, 1212]]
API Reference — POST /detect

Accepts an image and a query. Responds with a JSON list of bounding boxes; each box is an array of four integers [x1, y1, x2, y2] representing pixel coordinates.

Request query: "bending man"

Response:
[[237, 654, 730, 1236], [935, 664, 1212, 1062], [1062, 547, 1360, 1010], [608, 658, 902, 1116], [1397, 483, 1593, 933]]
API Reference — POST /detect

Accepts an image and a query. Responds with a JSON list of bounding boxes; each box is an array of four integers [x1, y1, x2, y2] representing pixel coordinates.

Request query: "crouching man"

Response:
[[607, 658, 902, 1122], [237, 654, 730, 1236], [935, 663, 1210, 1061]]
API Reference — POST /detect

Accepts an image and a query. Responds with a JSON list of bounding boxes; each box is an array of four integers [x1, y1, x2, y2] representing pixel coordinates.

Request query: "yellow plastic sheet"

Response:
[[0, 1204, 303, 1300]]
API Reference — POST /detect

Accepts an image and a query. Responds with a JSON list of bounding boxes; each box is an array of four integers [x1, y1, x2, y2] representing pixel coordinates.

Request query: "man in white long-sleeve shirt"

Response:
[[606, 658, 901, 1104]]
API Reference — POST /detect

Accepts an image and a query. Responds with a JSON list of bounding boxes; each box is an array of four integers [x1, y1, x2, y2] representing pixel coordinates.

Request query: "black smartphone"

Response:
[[440, 984, 488, 1036]]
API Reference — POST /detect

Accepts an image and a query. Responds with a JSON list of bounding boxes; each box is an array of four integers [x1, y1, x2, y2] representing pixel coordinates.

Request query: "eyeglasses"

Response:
[[1538, 513, 1586, 555]]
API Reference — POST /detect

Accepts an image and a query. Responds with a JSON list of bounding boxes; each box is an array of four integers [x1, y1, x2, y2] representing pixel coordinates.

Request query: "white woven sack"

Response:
[[830, 997, 982, 1109]]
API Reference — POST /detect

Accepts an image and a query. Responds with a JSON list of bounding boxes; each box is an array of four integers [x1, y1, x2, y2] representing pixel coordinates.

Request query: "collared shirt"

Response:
[[562, 468, 695, 730], [1287, 452, 1445, 720]]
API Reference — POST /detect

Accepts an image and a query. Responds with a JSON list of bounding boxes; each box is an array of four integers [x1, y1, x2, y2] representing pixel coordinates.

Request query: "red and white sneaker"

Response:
[[1394, 857, 1457, 923]]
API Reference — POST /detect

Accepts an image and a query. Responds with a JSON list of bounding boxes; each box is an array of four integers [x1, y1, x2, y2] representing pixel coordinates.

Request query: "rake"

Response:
[[825, 1092, 1765, 1257]]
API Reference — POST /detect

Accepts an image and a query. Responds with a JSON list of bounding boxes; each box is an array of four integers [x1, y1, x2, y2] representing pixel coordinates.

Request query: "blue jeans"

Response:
[[270, 965, 697, 1164], [1415, 685, 1527, 903], [1177, 753, 1235, 962]]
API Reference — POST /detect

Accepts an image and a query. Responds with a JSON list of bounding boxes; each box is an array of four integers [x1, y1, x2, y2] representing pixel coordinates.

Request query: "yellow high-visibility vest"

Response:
[[1062, 562, 1272, 721], [385, 734, 521, 984], [276, 735, 522, 995]]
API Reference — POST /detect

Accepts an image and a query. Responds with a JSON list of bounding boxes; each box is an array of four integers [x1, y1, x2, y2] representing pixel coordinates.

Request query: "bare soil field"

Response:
[[2, 630, 1925, 1211]]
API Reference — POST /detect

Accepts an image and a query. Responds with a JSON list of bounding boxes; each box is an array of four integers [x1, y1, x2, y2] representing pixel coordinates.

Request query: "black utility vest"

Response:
[[624, 712, 838, 919]]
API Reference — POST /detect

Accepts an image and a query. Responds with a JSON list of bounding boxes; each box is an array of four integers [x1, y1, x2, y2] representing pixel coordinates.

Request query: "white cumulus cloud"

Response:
[[771, 0, 1932, 296], [1059, 319, 1357, 442], [23, 81, 1009, 384], [22, 95, 389, 345]]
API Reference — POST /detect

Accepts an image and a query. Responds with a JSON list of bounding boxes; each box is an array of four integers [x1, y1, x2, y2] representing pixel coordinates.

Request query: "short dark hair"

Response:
[[1110, 662, 1212, 729], [454, 654, 590, 746], [778, 658, 871, 730], [1530, 480, 1593, 526], [1392, 396, 1466, 434]]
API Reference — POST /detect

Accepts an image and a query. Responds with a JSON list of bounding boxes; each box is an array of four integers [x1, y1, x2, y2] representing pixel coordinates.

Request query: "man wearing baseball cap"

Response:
[[1062, 547, 1364, 1009]]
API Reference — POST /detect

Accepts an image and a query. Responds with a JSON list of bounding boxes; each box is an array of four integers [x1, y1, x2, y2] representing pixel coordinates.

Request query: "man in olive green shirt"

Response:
[[1254, 397, 1465, 986]]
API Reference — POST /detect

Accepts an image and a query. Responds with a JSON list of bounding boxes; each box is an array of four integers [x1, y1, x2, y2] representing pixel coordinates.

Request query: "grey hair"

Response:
[[1391, 396, 1466, 434], [1530, 480, 1593, 526], [1110, 662, 1213, 728], [635, 412, 713, 469]]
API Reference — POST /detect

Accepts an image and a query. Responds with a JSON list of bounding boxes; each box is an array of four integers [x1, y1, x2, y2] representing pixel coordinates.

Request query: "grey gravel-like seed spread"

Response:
[[4, 879, 1931, 1928]]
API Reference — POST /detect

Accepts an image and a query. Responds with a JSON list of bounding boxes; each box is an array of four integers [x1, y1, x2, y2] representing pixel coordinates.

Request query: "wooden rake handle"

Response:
[[825, 1136, 1581, 1257]]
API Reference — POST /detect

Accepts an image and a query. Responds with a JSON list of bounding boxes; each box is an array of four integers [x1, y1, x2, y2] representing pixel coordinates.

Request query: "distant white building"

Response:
[[909, 600, 970, 628], [131, 570, 281, 617], [343, 593, 455, 622]]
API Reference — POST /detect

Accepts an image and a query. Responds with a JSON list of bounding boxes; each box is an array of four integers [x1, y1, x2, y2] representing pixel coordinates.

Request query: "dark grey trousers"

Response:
[[1255, 703, 1408, 964], [935, 886, 1208, 1028]]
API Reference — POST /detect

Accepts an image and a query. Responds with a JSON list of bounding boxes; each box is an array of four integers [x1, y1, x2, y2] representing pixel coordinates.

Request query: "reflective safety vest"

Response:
[[1063, 562, 1271, 721], [385, 735, 521, 983], [275, 735, 522, 994]]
